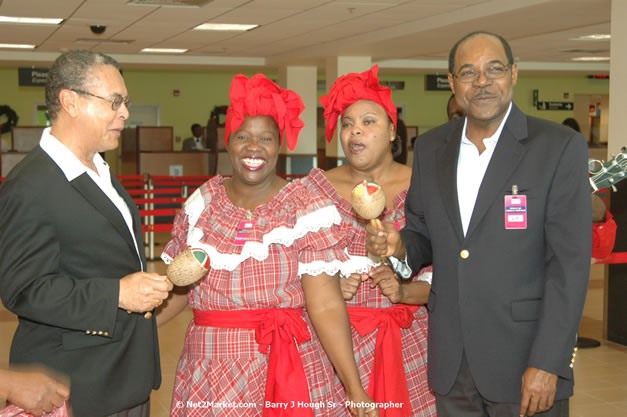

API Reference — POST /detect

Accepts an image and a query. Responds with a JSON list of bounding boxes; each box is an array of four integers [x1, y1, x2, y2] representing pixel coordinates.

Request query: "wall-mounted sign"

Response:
[[18, 67, 49, 86], [380, 80, 405, 90], [318, 79, 406, 90], [425, 74, 451, 91], [536, 101, 573, 111]]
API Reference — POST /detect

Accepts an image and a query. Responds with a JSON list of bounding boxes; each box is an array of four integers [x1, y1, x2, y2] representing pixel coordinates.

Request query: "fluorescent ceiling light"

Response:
[[0, 16, 63, 25], [570, 34, 611, 41], [141, 48, 188, 53], [194, 23, 258, 31], [0, 43, 36, 49], [76, 38, 134, 45], [571, 56, 610, 62]]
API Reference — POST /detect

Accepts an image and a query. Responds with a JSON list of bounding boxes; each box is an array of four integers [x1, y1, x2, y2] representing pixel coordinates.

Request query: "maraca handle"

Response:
[[369, 218, 391, 265]]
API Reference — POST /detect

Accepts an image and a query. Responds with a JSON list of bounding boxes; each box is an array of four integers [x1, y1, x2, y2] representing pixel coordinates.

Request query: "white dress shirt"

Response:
[[457, 102, 512, 236], [40, 128, 143, 270]]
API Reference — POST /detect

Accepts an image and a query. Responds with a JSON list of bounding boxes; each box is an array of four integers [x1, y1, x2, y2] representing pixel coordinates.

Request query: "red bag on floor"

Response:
[[592, 210, 617, 260]]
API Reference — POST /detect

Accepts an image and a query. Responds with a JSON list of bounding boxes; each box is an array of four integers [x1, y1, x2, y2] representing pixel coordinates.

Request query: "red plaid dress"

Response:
[[162, 175, 350, 417], [308, 168, 437, 417]]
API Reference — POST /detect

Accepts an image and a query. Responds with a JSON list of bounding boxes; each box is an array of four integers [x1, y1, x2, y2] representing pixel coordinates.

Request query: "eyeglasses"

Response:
[[453, 64, 511, 83], [71, 89, 131, 111]]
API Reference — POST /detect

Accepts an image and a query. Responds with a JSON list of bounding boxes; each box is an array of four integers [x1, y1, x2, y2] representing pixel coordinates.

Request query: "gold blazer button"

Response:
[[460, 250, 470, 259]]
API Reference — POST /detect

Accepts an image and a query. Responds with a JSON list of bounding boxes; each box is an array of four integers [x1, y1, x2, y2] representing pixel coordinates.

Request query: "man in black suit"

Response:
[[367, 32, 591, 417], [0, 50, 172, 417], [182, 123, 207, 151]]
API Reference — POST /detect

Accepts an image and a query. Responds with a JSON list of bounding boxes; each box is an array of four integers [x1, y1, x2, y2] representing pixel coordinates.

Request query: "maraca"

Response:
[[167, 248, 210, 286], [351, 179, 386, 223], [351, 180, 390, 264]]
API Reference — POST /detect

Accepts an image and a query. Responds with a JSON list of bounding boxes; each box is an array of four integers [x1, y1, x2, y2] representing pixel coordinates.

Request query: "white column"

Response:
[[608, 0, 627, 154], [279, 66, 317, 172], [325, 56, 372, 159], [279, 66, 317, 155]]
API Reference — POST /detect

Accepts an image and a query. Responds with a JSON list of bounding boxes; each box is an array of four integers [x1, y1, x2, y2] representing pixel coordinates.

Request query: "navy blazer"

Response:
[[401, 103, 591, 402], [0, 146, 161, 417]]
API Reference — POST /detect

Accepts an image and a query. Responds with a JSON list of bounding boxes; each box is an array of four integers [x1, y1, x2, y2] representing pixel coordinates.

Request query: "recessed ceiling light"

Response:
[[570, 34, 611, 41], [193, 23, 258, 31], [0, 43, 36, 49], [0, 16, 63, 25], [572, 57, 610, 62], [141, 48, 188, 53]]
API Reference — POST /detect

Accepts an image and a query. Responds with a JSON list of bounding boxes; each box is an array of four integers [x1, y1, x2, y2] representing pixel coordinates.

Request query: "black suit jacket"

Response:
[[401, 103, 591, 402], [0, 146, 161, 417]]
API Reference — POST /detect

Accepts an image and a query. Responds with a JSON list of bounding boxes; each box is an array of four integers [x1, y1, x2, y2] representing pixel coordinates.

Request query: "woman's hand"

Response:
[[346, 388, 379, 417], [369, 265, 404, 304], [340, 274, 369, 300]]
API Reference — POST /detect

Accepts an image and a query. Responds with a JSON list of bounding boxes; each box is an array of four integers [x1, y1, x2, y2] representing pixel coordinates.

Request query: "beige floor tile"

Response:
[[569, 391, 605, 408], [584, 386, 627, 403], [570, 403, 627, 417]]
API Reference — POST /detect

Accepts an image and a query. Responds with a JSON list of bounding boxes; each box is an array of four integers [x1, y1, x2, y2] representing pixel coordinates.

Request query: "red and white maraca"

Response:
[[351, 179, 386, 222], [351, 180, 391, 264]]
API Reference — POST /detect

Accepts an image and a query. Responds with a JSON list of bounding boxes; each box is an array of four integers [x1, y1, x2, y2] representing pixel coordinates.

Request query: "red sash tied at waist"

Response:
[[193, 308, 313, 417], [348, 305, 419, 417]]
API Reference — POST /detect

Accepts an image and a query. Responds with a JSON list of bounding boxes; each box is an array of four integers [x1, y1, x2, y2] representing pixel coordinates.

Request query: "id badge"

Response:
[[504, 194, 527, 229], [235, 220, 255, 245]]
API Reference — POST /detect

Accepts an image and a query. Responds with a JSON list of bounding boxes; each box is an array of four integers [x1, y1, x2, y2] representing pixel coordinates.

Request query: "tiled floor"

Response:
[[1, 261, 626, 416]]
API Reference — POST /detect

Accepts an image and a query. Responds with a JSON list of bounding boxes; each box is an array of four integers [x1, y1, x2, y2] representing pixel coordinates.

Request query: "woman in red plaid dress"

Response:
[[158, 74, 378, 417], [311, 65, 437, 417]]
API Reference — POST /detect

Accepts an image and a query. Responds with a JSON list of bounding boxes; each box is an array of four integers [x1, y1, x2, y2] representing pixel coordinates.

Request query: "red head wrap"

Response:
[[224, 73, 305, 151], [319, 65, 397, 143]]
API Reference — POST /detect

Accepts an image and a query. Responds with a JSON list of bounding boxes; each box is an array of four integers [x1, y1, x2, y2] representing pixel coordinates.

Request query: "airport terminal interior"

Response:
[[1, 0, 626, 416]]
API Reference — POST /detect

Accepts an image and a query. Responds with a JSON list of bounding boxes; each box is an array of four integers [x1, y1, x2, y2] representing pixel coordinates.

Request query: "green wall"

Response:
[[380, 72, 610, 134], [0, 66, 609, 151], [122, 69, 276, 149]]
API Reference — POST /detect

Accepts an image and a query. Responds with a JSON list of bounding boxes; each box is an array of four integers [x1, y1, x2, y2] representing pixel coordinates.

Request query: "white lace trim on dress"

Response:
[[298, 259, 354, 277], [177, 205, 342, 271]]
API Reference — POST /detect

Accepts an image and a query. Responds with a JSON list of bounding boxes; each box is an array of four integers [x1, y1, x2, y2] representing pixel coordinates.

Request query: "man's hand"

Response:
[[519, 367, 558, 416], [365, 220, 405, 259], [340, 274, 368, 301], [119, 272, 172, 312], [3, 366, 70, 417]]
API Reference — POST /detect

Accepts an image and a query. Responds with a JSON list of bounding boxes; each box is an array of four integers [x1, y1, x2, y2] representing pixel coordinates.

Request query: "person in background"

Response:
[[446, 93, 464, 121], [157, 73, 378, 417], [182, 123, 207, 151], [367, 32, 591, 417], [562, 117, 581, 133], [0, 50, 172, 417], [309, 64, 436, 417], [0, 366, 69, 417]]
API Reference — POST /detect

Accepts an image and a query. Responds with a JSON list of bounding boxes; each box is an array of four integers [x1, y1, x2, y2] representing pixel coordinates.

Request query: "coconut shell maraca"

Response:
[[351, 180, 386, 221], [352, 180, 390, 265], [167, 248, 210, 286]]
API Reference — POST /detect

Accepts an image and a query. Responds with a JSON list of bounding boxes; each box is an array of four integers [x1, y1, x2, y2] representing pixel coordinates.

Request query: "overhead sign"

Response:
[[18, 67, 49, 86], [536, 101, 573, 111], [425, 74, 451, 91]]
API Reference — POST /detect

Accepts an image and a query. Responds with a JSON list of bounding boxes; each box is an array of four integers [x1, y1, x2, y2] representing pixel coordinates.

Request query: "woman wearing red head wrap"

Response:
[[308, 65, 436, 417], [158, 74, 378, 417]]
